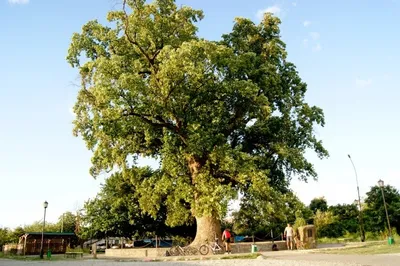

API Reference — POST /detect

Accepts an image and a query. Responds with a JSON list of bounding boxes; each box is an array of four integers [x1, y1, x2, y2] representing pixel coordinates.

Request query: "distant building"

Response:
[[17, 232, 77, 255]]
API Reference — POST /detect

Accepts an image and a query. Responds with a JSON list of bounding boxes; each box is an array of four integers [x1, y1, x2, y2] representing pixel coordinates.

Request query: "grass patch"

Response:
[[317, 232, 400, 244], [0, 252, 82, 261], [318, 241, 400, 255], [318, 237, 356, 244]]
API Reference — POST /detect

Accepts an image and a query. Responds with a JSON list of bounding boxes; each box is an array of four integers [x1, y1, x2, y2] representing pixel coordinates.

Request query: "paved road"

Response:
[[0, 259, 361, 266], [1, 252, 399, 266]]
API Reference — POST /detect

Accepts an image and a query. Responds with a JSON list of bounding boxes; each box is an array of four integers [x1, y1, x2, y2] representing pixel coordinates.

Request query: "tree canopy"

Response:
[[67, 0, 328, 244], [59, 212, 77, 233], [80, 170, 195, 240], [232, 191, 312, 238], [0, 228, 11, 250], [309, 197, 328, 214], [328, 203, 359, 234], [364, 185, 400, 233]]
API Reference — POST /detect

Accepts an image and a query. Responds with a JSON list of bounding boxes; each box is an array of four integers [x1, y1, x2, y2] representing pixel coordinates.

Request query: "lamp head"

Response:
[[43, 201, 48, 209], [378, 179, 384, 188]]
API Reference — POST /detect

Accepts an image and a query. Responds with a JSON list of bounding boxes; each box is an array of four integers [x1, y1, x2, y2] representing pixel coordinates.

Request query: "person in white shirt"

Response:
[[284, 223, 294, 250]]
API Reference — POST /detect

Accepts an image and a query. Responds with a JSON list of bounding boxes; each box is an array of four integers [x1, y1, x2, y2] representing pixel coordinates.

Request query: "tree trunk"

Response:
[[190, 216, 222, 247]]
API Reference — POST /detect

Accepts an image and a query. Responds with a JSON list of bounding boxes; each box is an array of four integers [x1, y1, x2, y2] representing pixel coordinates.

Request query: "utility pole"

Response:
[[378, 179, 393, 244], [348, 154, 365, 242], [61, 213, 64, 233]]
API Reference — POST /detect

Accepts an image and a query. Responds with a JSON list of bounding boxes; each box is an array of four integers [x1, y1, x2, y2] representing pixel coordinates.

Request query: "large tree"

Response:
[[232, 191, 312, 238], [58, 212, 77, 233], [0, 228, 11, 250], [80, 170, 196, 241], [328, 203, 359, 234], [309, 197, 328, 214], [67, 0, 328, 245]]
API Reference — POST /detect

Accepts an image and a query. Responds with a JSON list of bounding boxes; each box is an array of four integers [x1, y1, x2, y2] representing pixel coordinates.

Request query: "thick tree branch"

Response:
[[122, 0, 155, 66], [121, 109, 187, 146]]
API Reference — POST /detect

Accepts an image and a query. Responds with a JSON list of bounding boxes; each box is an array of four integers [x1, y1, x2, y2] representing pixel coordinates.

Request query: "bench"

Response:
[[64, 252, 84, 258]]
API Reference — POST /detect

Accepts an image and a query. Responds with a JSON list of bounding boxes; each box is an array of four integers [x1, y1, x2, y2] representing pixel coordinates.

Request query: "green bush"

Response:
[[364, 231, 380, 241], [318, 222, 344, 238], [342, 231, 361, 241]]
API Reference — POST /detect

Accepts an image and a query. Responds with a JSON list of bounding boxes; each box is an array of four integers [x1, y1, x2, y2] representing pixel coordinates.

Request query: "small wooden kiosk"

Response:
[[297, 225, 317, 249]]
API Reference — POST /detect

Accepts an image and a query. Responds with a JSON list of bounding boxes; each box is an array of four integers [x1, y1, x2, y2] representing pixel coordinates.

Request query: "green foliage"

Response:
[[0, 213, 78, 248], [23, 221, 59, 233], [67, 0, 328, 237], [232, 191, 312, 238], [318, 241, 400, 255], [309, 197, 328, 214], [328, 204, 359, 234], [232, 189, 285, 236], [293, 210, 307, 232], [80, 171, 196, 240], [58, 212, 77, 233], [4, 227, 24, 244], [0, 228, 11, 249], [286, 193, 313, 224], [314, 210, 339, 237], [364, 185, 400, 233]]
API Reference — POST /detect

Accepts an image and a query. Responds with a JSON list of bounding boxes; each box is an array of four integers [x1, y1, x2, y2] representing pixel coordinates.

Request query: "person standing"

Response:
[[222, 228, 232, 254], [284, 223, 294, 250]]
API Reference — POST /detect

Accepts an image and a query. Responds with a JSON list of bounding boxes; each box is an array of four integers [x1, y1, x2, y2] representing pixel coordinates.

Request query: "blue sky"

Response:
[[1, 0, 399, 228]]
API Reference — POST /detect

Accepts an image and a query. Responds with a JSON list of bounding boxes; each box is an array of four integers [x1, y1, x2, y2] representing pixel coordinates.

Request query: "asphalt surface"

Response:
[[0, 250, 399, 266]]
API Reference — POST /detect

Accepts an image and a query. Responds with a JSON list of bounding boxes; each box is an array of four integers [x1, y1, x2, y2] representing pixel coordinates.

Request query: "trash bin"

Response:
[[388, 237, 395, 245], [251, 244, 258, 253], [46, 249, 52, 259]]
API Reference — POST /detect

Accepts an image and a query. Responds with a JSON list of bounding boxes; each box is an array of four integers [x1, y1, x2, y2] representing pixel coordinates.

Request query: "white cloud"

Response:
[[312, 43, 322, 52], [355, 78, 372, 88], [256, 5, 281, 20], [303, 39, 309, 47], [310, 32, 320, 40], [303, 20, 311, 27], [8, 0, 29, 4], [292, 2, 297, 6]]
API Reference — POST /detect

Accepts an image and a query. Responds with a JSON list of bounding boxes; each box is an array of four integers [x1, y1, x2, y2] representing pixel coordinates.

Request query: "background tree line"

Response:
[[303, 184, 400, 239], [1, 182, 399, 250], [228, 184, 400, 240], [0, 211, 77, 250]]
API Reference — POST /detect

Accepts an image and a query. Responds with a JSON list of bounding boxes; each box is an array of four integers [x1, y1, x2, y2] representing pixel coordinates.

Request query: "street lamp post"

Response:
[[378, 179, 393, 244], [347, 154, 365, 242], [40, 201, 48, 259]]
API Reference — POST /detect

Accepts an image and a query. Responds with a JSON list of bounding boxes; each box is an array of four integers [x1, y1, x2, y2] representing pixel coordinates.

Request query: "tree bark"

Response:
[[190, 216, 222, 247], [187, 156, 221, 247]]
